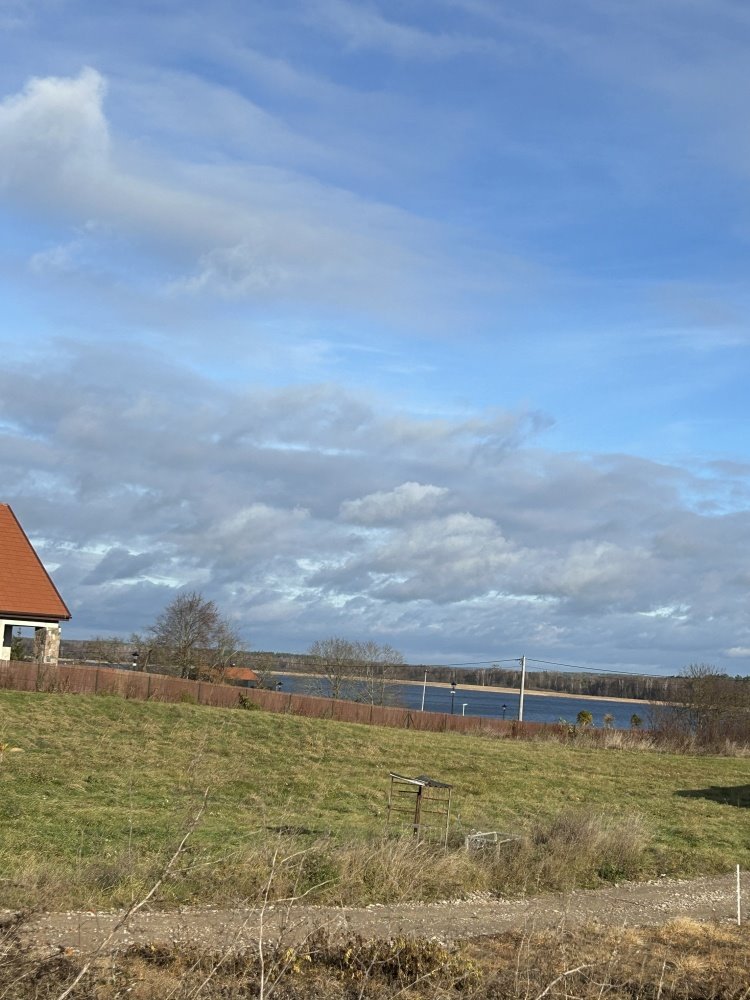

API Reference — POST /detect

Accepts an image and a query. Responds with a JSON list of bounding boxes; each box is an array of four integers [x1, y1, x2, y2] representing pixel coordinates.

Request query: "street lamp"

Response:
[[450, 679, 456, 715], [131, 650, 139, 671], [501, 703, 507, 720], [275, 680, 283, 692], [462, 702, 467, 716]]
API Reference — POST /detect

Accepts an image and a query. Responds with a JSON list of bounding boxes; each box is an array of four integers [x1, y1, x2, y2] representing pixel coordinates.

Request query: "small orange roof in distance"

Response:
[[224, 666, 260, 683], [0, 504, 71, 621]]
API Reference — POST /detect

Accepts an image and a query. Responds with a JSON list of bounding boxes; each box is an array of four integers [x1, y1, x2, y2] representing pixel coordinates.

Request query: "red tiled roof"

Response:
[[0, 505, 71, 621], [224, 666, 260, 684]]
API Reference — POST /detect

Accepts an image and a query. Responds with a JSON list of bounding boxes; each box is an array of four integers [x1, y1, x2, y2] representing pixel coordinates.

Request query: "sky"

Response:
[[2, 0, 750, 673]]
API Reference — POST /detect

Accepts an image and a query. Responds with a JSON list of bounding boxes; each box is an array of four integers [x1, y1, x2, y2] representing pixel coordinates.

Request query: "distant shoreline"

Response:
[[272, 671, 655, 706], [394, 676, 657, 705]]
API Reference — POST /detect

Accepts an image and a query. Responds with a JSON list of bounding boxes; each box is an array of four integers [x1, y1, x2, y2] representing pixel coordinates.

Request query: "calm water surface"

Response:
[[274, 674, 651, 729]]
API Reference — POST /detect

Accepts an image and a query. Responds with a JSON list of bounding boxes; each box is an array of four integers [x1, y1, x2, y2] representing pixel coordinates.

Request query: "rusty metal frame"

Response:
[[386, 772, 453, 846]]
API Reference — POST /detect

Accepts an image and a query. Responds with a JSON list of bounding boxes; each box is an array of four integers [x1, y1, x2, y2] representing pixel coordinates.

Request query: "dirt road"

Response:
[[13, 871, 748, 957]]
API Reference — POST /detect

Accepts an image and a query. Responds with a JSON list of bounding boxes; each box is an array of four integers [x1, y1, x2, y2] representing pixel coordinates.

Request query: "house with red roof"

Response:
[[0, 504, 71, 664], [223, 665, 260, 687]]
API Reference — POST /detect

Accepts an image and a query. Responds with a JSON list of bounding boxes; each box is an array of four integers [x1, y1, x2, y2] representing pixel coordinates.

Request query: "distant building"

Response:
[[0, 504, 71, 664], [223, 665, 260, 687]]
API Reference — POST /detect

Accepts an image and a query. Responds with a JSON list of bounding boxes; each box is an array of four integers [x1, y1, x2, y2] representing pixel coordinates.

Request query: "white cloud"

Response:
[[340, 482, 449, 525], [28, 239, 81, 274], [311, 0, 500, 58], [0, 68, 504, 325], [0, 67, 110, 194]]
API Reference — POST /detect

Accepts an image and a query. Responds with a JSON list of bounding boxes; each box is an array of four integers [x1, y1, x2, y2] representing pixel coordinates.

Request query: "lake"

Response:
[[273, 674, 651, 729]]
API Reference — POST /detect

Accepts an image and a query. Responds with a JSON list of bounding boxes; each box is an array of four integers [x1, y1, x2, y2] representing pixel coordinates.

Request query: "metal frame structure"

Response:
[[386, 772, 453, 846]]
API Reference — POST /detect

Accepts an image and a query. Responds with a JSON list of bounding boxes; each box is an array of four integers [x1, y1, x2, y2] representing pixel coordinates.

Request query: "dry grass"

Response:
[[326, 808, 651, 904], [3, 915, 749, 999], [0, 809, 650, 917]]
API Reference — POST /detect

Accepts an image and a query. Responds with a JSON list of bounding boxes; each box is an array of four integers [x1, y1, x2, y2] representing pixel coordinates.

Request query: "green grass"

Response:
[[0, 690, 748, 910]]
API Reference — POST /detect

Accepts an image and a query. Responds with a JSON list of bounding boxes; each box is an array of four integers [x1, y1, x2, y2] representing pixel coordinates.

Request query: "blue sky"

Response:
[[2, 0, 750, 672]]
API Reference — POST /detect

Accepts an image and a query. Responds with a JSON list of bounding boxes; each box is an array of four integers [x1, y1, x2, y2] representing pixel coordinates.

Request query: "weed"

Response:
[[3, 918, 750, 998], [238, 692, 260, 710]]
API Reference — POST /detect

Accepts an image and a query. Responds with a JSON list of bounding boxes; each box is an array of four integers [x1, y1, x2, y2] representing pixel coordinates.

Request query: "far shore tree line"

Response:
[[10, 589, 750, 742]]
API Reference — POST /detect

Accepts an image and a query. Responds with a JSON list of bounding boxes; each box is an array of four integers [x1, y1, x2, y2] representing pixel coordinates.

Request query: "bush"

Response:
[[238, 693, 259, 710], [452, 808, 653, 897]]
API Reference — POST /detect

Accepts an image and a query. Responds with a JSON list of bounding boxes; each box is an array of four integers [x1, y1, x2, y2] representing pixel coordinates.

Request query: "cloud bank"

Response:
[[2, 340, 750, 671]]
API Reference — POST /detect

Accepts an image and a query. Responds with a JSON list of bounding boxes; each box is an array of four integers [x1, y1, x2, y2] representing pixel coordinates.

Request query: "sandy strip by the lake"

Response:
[[271, 672, 658, 706]]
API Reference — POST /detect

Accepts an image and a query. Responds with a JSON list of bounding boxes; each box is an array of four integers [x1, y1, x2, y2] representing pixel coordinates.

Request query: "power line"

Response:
[[422, 657, 521, 668], [411, 656, 677, 679], [526, 657, 674, 678]]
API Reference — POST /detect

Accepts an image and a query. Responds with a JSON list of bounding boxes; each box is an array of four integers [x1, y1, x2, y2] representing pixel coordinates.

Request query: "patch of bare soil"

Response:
[[13, 871, 748, 958]]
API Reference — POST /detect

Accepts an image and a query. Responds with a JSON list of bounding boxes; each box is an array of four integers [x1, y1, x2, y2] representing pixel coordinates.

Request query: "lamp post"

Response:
[[131, 650, 139, 671], [275, 679, 283, 692], [462, 702, 467, 716], [450, 679, 456, 715], [501, 703, 507, 720]]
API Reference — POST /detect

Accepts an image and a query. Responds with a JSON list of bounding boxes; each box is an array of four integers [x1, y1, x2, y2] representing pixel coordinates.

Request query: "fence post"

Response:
[[94, 667, 99, 694], [196, 682, 203, 704], [146, 673, 151, 700], [737, 865, 742, 926]]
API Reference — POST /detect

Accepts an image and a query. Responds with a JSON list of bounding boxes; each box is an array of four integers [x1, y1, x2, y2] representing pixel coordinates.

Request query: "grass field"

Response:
[[0, 690, 748, 910]]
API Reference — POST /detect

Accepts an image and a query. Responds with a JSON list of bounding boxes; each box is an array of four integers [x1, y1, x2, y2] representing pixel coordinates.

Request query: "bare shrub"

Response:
[[535, 808, 649, 883], [479, 809, 651, 896], [330, 836, 482, 905], [4, 917, 750, 999], [598, 727, 657, 751], [281, 810, 652, 908]]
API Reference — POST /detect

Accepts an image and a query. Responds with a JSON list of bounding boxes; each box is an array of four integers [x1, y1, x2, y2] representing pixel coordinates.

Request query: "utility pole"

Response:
[[518, 654, 527, 722]]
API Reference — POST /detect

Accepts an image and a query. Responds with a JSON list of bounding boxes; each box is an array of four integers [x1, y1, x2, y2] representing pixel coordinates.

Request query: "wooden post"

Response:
[[737, 865, 742, 926], [414, 785, 423, 841], [444, 787, 452, 847]]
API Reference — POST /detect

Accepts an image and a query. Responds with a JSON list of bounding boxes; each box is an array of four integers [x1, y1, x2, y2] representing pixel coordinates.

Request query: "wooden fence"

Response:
[[0, 660, 611, 741]]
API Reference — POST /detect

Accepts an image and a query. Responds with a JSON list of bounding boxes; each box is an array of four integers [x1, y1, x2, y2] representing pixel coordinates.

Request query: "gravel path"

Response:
[[13, 872, 748, 957]]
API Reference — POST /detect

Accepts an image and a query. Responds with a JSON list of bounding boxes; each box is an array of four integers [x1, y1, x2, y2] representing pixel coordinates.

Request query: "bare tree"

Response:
[[308, 637, 357, 699], [83, 634, 127, 665], [249, 651, 279, 689], [129, 631, 156, 671], [308, 637, 403, 704], [354, 640, 404, 705], [681, 663, 750, 744], [203, 619, 243, 682], [147, 591, 240, 680], [650, 663, 750, 747]]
